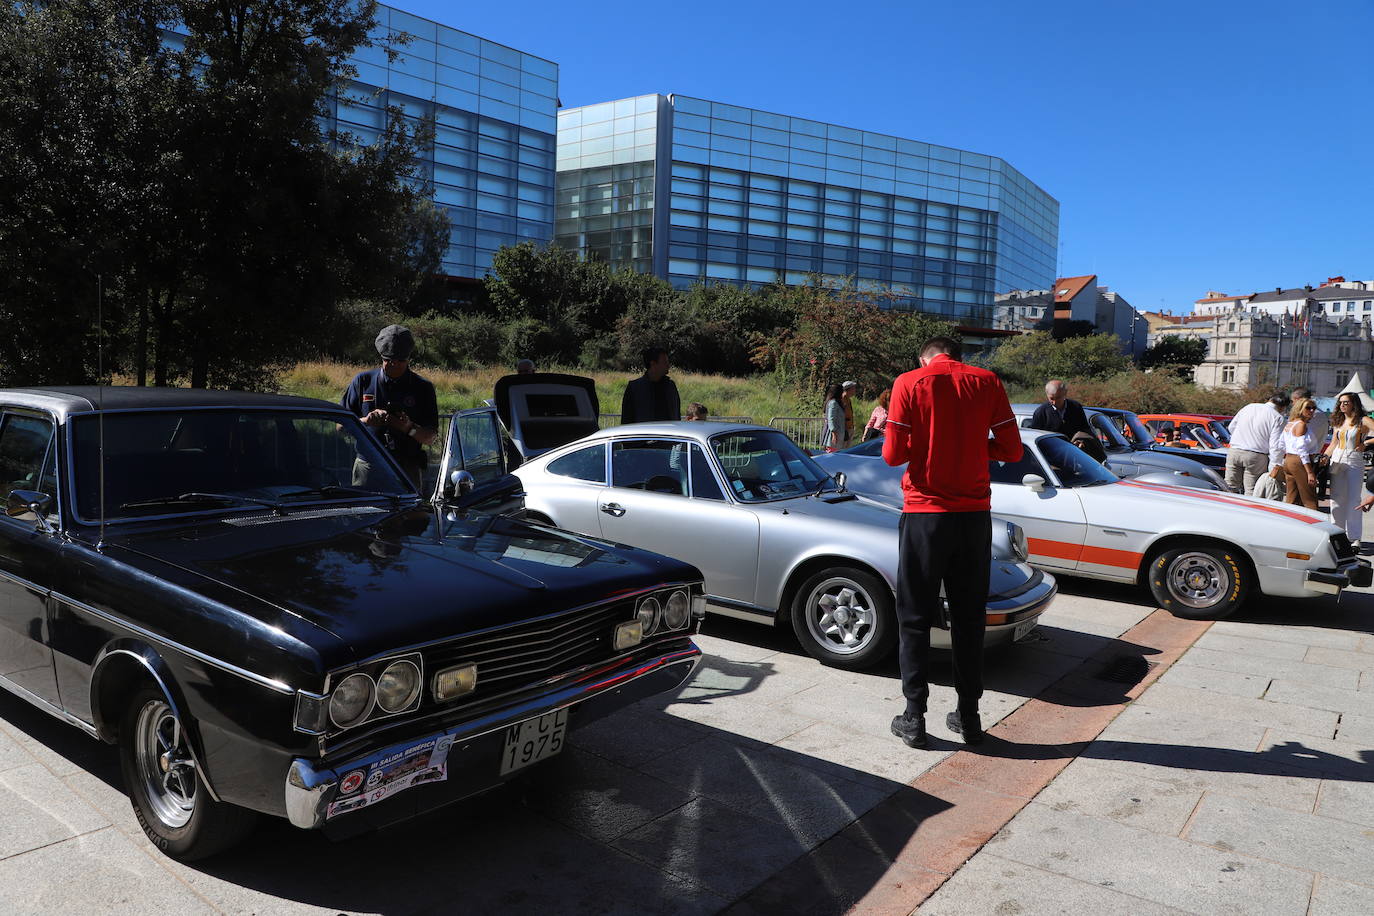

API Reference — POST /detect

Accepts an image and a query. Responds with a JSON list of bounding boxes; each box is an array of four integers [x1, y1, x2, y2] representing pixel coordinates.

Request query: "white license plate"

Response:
[[499, 708, 568, 775], [1013, 618, 1039, 642]]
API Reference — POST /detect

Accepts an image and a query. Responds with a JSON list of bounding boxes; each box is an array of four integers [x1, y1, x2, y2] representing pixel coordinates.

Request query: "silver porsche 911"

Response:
[[511, 421, 1057, 670]]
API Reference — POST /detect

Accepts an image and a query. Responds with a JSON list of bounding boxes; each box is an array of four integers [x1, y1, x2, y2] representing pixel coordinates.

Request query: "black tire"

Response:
[[1146, 543, 1250, 620], [790, 566, 897, 670], [118, 686, 257, 861]]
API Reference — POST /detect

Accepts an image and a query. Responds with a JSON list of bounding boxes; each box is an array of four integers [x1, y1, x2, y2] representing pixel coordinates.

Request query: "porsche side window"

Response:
[[689, 445, 725, 500], [547, 445, 606, 484], [454, 413, 504, 485], [611, 440, 687, 496], [988, 449, 1044, 484]]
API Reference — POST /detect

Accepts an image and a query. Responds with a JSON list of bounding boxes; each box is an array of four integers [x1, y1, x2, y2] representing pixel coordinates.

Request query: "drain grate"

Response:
[[1096, 655, 1157, 685]]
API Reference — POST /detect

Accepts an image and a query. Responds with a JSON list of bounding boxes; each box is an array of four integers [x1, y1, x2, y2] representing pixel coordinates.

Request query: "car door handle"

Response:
[[600, 502, 626, 517]]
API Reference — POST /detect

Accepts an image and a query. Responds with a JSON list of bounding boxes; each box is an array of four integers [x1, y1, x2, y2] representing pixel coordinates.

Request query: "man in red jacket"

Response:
[[882, 336, 1021, 748]]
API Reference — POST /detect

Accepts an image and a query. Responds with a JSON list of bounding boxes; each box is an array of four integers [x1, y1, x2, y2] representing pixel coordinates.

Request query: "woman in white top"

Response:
[[1281, 398, 1319, 509], [1323, 393, 1374, 541]]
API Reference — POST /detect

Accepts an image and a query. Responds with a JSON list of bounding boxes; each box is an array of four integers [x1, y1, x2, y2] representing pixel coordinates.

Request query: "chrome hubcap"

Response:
[[1165, 552, 1230, 609], [806, 577, 876, 655], [135, 700, 196, 829]]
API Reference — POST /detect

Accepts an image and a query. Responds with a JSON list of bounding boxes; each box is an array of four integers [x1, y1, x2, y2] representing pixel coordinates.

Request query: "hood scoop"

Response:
[[222, 506, 388, 527]]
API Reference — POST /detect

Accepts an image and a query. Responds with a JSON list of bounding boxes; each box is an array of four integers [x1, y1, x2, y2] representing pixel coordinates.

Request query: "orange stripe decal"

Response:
[[1028, 537, 1142, 570], [1027, 537, 1081, 561], [1118, 480, 1321, 525]]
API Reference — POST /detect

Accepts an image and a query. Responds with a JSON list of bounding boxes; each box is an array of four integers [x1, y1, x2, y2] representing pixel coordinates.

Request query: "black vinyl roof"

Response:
[[0, 386, 342, 421]]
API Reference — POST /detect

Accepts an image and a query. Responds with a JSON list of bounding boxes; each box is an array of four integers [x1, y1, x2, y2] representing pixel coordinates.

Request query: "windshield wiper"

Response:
[[118, 492, 286, 513], [279, 484, 408, 508]]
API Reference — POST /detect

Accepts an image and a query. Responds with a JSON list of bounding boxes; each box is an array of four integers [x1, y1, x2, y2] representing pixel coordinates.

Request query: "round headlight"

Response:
[[663, 590, 690, 629], [1011, 524, 1029, 563], [637, 596, 661, 635], [329, 673, 375, 729], [376, 660, 421, 713]]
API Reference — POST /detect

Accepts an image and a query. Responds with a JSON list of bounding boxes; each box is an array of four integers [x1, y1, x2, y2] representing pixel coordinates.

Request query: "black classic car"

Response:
[[0, 387, 703, 859]]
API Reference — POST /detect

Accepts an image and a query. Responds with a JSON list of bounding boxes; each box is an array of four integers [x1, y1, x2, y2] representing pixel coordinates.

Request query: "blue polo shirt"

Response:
[[341, 368, 438, 463]]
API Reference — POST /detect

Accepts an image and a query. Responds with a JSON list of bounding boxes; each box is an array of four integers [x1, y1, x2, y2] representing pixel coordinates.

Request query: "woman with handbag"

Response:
[[1282, 398, 1320, 509], [1323, 392, 1374, 542]]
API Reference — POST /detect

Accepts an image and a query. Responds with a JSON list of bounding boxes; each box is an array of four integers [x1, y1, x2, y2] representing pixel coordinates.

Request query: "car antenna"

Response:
[[96, 272, 106, 552]]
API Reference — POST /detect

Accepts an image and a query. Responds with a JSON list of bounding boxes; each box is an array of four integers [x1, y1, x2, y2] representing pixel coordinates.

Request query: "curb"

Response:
[[725, 609, 1213, 916]]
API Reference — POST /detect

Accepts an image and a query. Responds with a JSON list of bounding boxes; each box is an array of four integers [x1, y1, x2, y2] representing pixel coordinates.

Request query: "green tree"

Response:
[[1141, 336, 1208, 382], [0, 0, 446, 389], [985, 331, 1131, 389]]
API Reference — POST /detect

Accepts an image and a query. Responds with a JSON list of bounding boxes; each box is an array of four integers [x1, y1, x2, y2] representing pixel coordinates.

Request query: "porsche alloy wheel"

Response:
[[1147, 544, 1250, 620], [118, 687, 257, 860], [791, 567, 896, 670]]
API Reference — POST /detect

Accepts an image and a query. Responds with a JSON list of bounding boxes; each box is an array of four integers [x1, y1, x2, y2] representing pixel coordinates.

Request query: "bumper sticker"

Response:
[[326, 735, 455, 820]]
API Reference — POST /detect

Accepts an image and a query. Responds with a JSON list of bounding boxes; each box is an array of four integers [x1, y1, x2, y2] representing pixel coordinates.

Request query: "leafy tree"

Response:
[[1141, 336, 1208, 382], [985, 331, 1130, 389], [0, 0, 446, 389]]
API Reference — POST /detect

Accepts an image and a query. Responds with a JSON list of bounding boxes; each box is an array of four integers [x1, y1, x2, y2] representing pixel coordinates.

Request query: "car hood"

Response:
[[1098, 480, 1340, 535], [101, 506, 698, 664]]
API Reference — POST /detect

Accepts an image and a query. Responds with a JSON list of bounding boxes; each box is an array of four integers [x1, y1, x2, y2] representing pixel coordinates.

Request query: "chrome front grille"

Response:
[[423, 600, 635, 701]]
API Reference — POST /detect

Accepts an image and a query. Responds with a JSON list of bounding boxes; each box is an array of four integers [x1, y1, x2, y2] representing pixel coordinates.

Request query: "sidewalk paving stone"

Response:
[[0, 764, 110, 861], [1154, 661, 1269, 698], [1098, 702, 1268, 752], [985, 802, 1314, 914], [916, 852, 1191, 916], [1315, 780, 1374, 830], [1310, 876, 1374, 916], [1185, 792, 1374, 887], [1263, 678, 1368, 716], [0, 726, 30, 774], [771, 720, 952, 787], [1336, 712, 1374, 745], [0, 828, 217, 914], [1193, 631, 1309, 660], [1303, 645, 1374, 672], [569, 703, 710, 769], [1209, 621, 1365, 650], [1028, 758, 1204, 836], [1177, 645, 1360, 689], [1256, 728, 1374, 781], [1134, 683, 1340, 734]]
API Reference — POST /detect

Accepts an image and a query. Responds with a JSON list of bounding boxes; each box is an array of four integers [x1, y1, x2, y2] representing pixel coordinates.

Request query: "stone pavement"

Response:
[[0, 576, 1369, 914]]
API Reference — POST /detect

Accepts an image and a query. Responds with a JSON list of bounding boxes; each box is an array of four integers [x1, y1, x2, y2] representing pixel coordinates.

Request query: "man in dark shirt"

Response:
[[621, 346, 681, 424], [1029, 380, 1090, 439], [882, 336, 1021, 749], [341, 325, 439, 491]]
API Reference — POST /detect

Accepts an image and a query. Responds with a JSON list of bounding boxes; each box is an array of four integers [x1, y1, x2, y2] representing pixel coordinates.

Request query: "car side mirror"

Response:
[[6, 490, 52, 526], [1021, 474, 1046, 493], [450, 470, 475, 498], [832, 471, 847, 492]]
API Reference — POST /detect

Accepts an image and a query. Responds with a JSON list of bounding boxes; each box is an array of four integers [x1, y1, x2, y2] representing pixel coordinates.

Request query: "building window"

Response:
[[1336, 370, 1352, 388], [1223, 341, 1237, 355], [1222, 366, 1235, 384], [1258, 342, 1270, 356], [1365, 301, 1372, 310], [1228, 321, 1236, 332], [1339, 345, 1352, 359]]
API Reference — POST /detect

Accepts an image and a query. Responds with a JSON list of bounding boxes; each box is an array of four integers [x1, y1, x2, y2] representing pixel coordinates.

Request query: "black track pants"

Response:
[[895, 510, 992, 716]]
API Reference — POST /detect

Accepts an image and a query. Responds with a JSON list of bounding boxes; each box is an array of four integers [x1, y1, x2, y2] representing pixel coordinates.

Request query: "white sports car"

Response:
[[813, 428, 1371, 619]]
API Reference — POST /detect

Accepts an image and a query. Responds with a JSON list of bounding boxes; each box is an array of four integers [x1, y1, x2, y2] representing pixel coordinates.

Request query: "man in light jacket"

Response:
[[1226, 392, 1291, 495]]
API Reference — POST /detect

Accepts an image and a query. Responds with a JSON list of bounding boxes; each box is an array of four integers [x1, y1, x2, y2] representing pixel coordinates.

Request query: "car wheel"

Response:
[[1146, 543, 1250, 619], [118, 687, 257, 860], [790, 567, 896, 670]]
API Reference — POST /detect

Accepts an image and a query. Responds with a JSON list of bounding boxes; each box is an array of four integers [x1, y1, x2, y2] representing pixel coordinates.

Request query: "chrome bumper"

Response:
[[284, 644, 701, 831], [1305, 558, 1372, 595]]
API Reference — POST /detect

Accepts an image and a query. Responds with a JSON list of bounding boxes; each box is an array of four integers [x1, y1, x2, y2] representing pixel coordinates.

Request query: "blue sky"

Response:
[[398, 0, 1374, 314]]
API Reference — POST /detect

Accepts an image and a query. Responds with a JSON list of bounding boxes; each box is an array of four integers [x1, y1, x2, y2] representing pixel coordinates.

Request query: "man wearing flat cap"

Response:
[[341, 325, 438, 491]]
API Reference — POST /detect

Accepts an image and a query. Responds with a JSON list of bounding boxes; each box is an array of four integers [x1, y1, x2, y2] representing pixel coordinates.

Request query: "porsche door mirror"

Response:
[[1021, 474, 1046, 493]]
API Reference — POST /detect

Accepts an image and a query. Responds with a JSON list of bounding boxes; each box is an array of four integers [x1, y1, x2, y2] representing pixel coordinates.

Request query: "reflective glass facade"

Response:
[[556, 94, 1058, 326], [330, 4, 558, 279]]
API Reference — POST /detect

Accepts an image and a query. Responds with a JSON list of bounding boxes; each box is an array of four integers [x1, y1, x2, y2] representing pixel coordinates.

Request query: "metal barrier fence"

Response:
[[769, 416, 826, 450]]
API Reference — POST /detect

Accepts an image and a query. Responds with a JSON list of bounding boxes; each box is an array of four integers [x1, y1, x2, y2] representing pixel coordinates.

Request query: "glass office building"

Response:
[[556, 94, 1058, 328], [166, 5, 558, 285]]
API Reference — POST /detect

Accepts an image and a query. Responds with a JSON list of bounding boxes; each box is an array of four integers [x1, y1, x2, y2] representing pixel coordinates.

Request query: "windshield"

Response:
[[1180, 422, 1222, 448], [1207, 421, 1231, 443], [1038, 434, 1119, 487], [72, 409, 413, 521], [1109, 411, 1156, 448], [1086, 412, 1130, 450], [711, 429, 833, 501]]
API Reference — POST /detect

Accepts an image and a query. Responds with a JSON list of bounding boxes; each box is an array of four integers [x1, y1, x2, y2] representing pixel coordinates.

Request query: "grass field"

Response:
[[280, 361, 844, 423]]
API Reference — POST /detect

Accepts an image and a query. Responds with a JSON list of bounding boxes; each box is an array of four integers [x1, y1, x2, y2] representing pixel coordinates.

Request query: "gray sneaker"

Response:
[[946, 710, 984, 745], [890, 713, 927, 748]]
